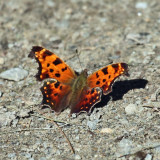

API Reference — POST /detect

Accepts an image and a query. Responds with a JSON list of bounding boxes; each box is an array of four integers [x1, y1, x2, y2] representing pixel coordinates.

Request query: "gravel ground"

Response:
[[0, 0, 160, 160]]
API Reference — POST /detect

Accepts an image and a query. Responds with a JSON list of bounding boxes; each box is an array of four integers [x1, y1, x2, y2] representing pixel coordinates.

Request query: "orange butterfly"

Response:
[[29, 46, 129, 115]]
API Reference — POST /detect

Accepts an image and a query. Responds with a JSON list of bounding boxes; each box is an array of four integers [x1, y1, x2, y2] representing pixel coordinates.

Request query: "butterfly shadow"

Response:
[[93, 78, 148, 112]]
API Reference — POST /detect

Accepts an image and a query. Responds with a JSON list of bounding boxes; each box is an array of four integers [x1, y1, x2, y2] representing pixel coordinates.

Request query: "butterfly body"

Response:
[[29, 46, 128, 115]]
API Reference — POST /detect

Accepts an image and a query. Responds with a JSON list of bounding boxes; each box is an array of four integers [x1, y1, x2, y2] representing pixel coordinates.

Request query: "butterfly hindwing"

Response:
[[41, 80, 71, 114], [29, 46, 76, 83], [87, 63, 128, 95], [70, 87, 102, 114]]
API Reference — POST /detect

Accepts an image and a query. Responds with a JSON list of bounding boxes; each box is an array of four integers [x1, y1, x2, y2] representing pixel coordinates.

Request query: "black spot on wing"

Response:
[[55, 73, 60, 77], [43, 55, 46, 59], [31, 46, 43, 53], [54, 93, 58, 96], [91, 89, 95, 94], [47, 63, 50, 67], [53, 58, 62, 65], [102, 67, 108, 75], [50, 69, 54, 72], [54, 81, 60, 88], [62, 67, 67, 72], [44, 50, 53, 55], [96, 72, 99, 78], [96, 81, 100, 85], [112, 64, 119, 68]]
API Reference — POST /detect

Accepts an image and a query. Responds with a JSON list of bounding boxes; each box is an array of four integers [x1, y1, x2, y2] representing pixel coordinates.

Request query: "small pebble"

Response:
[[19, 109, 29, 118], [47, 0, 55, 7], [0, 111, 16, 127], [87, 120, 98, 130], [144, 154, 152, 160], [117, 138, 133, 156], [25, 153, 32, 158], [125, 104, 138, 115], [8, 153, 16, 158], [0, 68, 28, 81], [135, 2, 148, 9], [75, 154, 81, 160], [100, 128, 113, 134], [0, 57, 4, 65]]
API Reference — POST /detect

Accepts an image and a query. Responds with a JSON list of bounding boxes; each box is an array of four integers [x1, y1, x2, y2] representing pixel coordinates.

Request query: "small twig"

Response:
[[37, 113, 75, 154], [32, 114, 69, 125], [49, 117, 75, 154], [34, 112, 75, 154]]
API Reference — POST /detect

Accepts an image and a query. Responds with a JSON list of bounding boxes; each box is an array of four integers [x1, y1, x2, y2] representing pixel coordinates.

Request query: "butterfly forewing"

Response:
[[29, 46, 76, 84], [87, 63, 128, 95]]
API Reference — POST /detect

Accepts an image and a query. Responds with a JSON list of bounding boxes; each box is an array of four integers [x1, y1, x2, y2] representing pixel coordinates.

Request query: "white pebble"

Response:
[[125, 104, 138, 115], [144, 154, 152, 160], [135, 2, 148, 9]]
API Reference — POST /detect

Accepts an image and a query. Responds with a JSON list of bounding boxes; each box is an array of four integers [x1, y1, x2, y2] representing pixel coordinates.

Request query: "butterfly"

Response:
[[29, 46, 129, 115]]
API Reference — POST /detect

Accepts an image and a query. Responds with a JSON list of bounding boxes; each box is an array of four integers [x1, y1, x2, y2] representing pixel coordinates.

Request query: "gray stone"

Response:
[[25, 153, 32, 158], [0, 111, 16, 127], [144, 154, 152, 160], [12, 119, 18, 127], [135, 2, 148, 9], [47, 1, 55, 7], [19, 109, 30, 118], [87, 120, 99, 130], [117, 139, 133, 156], [0, 68, 28, 81], [7, 153, 16, 158], [75, 154, 81, 160], [125, 104, 138, 115]]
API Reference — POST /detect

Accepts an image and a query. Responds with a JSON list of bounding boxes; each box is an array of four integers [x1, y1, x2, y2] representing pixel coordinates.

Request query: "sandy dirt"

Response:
[[0, 0, 160, 159]]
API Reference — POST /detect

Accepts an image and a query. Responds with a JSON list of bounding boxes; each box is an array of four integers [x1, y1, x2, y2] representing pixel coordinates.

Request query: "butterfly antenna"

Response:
[[76, 49, 83, 70]]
